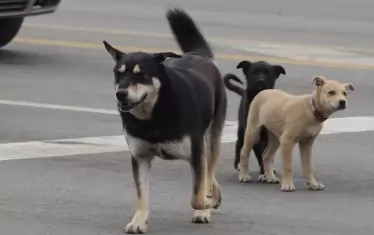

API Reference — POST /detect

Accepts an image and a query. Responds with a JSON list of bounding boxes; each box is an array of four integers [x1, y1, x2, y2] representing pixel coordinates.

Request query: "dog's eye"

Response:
[[343, 91, 347, 96], [328, 90, 336, 95]]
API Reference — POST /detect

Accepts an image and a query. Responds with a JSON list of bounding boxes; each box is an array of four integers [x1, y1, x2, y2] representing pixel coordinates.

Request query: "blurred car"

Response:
[[0, 0, 61, 48]]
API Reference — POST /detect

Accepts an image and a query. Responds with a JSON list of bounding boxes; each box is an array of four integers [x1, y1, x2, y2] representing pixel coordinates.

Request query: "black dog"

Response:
[[103, 8, 227, 234], [224, 60, 286, 175]]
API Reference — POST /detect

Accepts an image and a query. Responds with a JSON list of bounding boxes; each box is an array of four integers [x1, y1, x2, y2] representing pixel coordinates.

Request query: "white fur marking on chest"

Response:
[[124, 132, 191, 160], [125, 133, 154, 157], [157, 136, 191, 160]]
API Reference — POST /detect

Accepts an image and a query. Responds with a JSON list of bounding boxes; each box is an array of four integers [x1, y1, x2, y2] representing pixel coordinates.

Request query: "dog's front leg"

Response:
[[299, 137, 325, 191], [124, 155, 153, 234], [258, 132, 280, 184], [280, 136, 296, 192]]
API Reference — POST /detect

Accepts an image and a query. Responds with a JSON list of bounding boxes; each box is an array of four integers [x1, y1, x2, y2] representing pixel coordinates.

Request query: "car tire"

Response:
[[0, 17, 24, 48]]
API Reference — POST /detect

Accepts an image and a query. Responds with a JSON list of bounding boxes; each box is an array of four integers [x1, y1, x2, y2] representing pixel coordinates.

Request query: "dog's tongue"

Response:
[[118, 101, 133, 111]]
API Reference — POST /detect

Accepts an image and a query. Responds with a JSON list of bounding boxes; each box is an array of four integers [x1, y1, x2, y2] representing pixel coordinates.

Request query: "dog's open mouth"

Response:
[[118, 94, 147, 112]]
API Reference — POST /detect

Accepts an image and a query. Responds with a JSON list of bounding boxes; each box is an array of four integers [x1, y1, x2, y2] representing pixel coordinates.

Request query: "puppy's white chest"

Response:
[[157, 136, 192, 160], [300, 124, 322, 139]]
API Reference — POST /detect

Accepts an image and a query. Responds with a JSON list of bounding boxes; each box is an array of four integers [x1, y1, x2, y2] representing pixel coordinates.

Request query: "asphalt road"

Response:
[[1, 0, 374, 235]]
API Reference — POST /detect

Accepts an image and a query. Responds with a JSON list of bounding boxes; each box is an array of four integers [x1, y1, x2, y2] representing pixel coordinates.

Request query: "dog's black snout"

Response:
[[339, 99, 346, 108], [116, 90, 128, 101], [257, 79, 265, 84], [255, 79, 266, 89]]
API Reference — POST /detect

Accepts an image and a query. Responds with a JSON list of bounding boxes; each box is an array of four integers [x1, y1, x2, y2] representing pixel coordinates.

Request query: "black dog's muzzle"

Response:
[[116, 90, 147, 112], [116, 90, 128, 101], [255, 79, 267, 90]]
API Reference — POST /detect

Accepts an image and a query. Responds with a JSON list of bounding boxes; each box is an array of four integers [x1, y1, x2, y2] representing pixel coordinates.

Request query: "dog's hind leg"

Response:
[[209, 116, 226, 210], [299, 136, 325, 191], [124, 156, 153, 234], [190, 135, 212, 213], [234, 126, 244, 171], [253, 127, 267, 175], [238, 125, 261, 183], [253, 127, 278, 175], [192, 134, 213, 224], [192, 91, 227, 223], [258, 131, 280, 184]]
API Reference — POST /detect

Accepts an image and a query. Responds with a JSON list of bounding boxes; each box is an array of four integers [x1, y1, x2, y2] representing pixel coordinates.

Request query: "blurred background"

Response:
[[1, 1, 374, 235]]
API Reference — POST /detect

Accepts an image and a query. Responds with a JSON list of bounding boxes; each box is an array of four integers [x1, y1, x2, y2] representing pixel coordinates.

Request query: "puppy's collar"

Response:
[[309, 95, 328, 122]]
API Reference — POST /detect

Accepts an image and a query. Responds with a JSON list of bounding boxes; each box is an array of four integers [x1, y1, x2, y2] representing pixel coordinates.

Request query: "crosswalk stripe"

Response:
[[1, 99, 373, 161], [0, 116, 373, 161]]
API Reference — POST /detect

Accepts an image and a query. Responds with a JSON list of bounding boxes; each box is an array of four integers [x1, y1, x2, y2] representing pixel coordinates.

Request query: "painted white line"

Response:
[[0, 99, 240, 127], [1, 99, 373, 161], [0, 123, 237, 161], [0, 136, 127, 161], [322, 116, 374, 134], [1, 99, 373, 136], [0, 100, 118, 115], [1, 98, 371, 135], [1, 116, 374, 162]]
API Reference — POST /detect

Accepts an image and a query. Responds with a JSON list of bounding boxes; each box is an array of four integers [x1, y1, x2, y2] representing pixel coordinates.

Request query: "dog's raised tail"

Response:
[[166, 8, 213, 58], [223, 74, 245, 96]]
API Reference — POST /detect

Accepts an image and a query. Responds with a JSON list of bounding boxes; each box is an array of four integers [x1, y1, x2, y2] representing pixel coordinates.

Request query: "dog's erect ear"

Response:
[[153, 52, 182, 63], [273, 65, 286, 79], [236, 61, 252, 73], [345, 83, 354, 91], [313, 76, 326, 86], [103, 41, 125, 61]]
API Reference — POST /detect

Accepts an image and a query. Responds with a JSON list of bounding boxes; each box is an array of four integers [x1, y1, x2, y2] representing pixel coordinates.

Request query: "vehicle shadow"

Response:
[[0, 49, 55, 66]]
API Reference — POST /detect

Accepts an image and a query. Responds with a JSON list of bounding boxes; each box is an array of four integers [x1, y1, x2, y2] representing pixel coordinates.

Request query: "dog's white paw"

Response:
[[124, 221, 148, 234], [307, 182, 325, 191], [258, 174, 280, 184], [212, 184, 222, 209], [281, 181, 296, 192], [124, 211, 149, 234], [238, 173, 251, 183], [192, 209, 211, 224], [258, 174, 266, 182]]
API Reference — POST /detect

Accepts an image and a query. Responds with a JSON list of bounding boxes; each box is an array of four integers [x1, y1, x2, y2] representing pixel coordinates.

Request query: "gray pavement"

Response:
[[1, 0, 374, 234]]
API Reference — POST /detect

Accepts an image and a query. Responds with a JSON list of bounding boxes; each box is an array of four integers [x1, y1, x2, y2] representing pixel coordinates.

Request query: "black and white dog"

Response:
[[103, 8, 227, 234], [224, 61, 286, 176]]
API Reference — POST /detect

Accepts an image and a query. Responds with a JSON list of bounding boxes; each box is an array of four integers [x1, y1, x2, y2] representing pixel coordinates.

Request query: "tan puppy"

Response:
[[238, 76, 354, 192]]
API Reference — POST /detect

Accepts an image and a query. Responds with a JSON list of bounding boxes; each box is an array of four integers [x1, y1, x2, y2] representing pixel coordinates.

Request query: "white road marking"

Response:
[[321, 116, 374, 134], [0, 99, 374, 161], [0, 136, 127, 161], [0, 100, 118, 115], [0, 123, 237, 161], [1, 116, 374, 162]]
